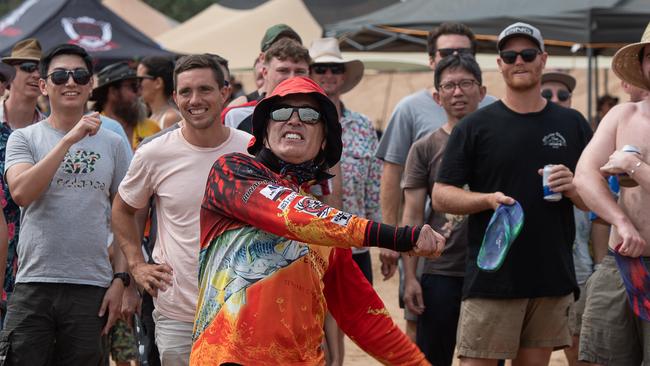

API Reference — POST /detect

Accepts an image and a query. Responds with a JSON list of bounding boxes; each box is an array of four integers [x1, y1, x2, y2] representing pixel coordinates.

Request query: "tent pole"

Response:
[[587, 48, 593, 125], [594, 51, 600, 104]]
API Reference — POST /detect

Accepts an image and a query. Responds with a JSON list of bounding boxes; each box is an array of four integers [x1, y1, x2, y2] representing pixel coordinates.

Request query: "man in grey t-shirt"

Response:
[[375, 22, 496, 339], [1, 44, 131, 365]]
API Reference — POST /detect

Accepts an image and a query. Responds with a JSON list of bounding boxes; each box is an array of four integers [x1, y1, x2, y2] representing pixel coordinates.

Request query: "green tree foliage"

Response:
[[143, 0, 214, 22]]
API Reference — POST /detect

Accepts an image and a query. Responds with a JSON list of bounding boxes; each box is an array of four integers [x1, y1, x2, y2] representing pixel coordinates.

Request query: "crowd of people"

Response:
[[0, 16, 645, 366]]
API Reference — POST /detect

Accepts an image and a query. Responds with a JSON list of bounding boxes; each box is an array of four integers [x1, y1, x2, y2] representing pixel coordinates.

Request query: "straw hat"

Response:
[[2, 38, 42, 63], [612, 23, 650, 91], [309, 37, 364, 94]]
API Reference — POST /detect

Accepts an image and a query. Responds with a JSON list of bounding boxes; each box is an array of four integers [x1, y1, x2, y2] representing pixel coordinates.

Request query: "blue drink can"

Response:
[[543, 164, 562, 201]]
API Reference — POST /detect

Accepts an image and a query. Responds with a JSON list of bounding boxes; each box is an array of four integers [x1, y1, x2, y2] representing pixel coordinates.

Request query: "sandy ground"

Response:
[[343, 249, 569, 366]]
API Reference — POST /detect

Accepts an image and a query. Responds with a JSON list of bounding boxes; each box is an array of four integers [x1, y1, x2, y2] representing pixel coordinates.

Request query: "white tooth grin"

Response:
[[284, 133, 302, 140], [189, 108, 207, 115], [63, 92, 78, 96]]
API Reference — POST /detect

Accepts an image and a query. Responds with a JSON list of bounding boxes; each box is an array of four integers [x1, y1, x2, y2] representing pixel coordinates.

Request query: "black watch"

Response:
[[112, 272, 131, 287]]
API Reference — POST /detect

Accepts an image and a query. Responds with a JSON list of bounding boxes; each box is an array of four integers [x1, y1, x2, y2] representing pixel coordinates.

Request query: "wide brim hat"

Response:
[[309, 37, 364, 94], [541, 72, 576, 92], [2, 38, 42, 63], [612, 22, 650, 91], [90, 62, 138, 100], [248, 76, 342, 169]]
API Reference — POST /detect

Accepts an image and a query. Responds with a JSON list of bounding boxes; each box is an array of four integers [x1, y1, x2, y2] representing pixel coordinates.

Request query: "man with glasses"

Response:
[[0, 38, 45, 302], [112, 54, 251, 365], [432, 23, 592, 365], [375, 22, 496, 340], [91, 62, 160, 150], [1, 44, 131, 364], [402, 53, 485, 366], [541, 72, 575, 108]]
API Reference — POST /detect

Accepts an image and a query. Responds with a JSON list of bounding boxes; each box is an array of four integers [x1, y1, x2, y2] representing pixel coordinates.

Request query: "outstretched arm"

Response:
[[203, 155, 443, 257], [324, 248, 430, 366], [432, 183, 514, 215]]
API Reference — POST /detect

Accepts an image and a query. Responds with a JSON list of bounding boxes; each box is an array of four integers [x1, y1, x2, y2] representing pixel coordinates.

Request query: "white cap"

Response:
[[497, 22, 544, 52]]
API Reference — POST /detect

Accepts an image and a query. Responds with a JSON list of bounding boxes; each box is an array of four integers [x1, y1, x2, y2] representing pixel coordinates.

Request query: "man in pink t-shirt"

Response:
[[112, 54, 251, 365]]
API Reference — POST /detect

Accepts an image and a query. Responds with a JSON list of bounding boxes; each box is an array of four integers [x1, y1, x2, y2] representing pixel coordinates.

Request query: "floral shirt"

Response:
[[340, 106, 382, 253], [0, 100, 44, 297]]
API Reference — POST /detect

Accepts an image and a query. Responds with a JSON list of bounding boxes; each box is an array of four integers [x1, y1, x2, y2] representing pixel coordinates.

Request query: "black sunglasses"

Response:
[[437, 48, 473, 58], [541, 89, 571, 102], [499, 49, 541, 64], [16, 61, 38, 73], [311, 63, 345, 75], [270, 106, 321, 124], [46, 69, 92, 85]]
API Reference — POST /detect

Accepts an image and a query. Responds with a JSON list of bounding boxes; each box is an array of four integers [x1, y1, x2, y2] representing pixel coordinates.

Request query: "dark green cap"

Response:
[[260, 24, 302, 52]]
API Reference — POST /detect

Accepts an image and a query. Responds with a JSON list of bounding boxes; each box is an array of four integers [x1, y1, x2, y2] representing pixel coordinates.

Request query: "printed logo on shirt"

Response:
[[260, 184, 289, 201], [295, 197, 331, 218], [242, 180, 265, 203], [542, 132, 567, 149], [62, 149, 101, 174], [278, 192, 298, 211], [331, 212, 352, 226]]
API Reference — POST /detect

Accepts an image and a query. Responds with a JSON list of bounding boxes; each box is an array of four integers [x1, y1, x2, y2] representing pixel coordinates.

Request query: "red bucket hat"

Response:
[[248, 76, 342, 168]]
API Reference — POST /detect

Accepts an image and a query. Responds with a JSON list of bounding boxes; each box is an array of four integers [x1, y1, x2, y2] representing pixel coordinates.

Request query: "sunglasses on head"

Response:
[[541, 89, 571, 102], [270, 106, 321, 124], [499, 49, 541, 64], [311, 63, 345, 75], [16, 61, 38, 73], [437, 48, 473, 58], [46, 68, 92, 85]]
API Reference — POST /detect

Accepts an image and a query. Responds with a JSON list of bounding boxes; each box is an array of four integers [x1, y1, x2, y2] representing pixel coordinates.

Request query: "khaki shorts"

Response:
[[579, 255, 650, 365], [457, 295, 572, 359], [568, 284, 587, 336]]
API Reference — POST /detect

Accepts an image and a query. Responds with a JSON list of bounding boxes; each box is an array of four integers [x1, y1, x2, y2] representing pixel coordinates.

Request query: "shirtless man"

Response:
[[574, 24, 650, 365]]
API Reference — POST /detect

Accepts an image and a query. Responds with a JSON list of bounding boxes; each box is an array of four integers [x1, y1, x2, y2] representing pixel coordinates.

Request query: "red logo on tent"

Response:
[[61, 16, 118, 52]]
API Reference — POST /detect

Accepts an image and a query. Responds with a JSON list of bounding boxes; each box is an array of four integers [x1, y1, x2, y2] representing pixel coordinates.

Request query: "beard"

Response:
[[114, 98, 142, 127], [503, 64, 543, 92]]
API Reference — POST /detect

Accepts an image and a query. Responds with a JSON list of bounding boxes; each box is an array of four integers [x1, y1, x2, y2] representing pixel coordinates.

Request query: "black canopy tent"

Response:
[[324, 0, 648, 54], [324, 0, 650, 121], [216, 0, 401, 28], [0, 0, 176, 69]]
